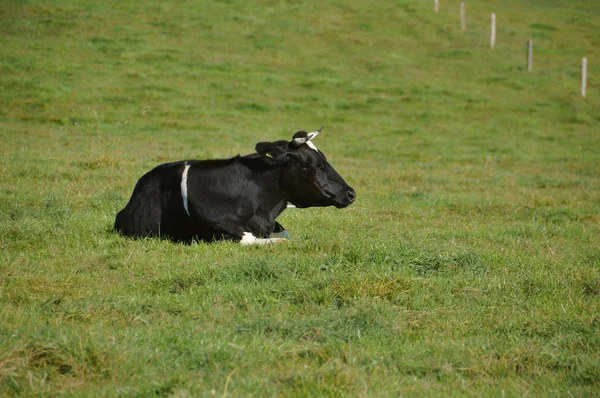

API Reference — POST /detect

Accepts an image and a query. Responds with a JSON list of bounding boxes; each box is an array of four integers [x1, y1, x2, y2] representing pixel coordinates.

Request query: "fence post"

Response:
[[527, 40, 533, 71], [491, 13, 496, 49], [434, 0, 439, 13], [460, 2, 466, 30], [582, 57, 587, 97]]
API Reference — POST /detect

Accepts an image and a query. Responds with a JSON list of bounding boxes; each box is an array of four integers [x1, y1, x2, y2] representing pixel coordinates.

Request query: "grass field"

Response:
[[1, 0, 599, 396]]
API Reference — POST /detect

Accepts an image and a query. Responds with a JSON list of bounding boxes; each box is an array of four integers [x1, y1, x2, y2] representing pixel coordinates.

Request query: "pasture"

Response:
[[1, 0, 599, 395]]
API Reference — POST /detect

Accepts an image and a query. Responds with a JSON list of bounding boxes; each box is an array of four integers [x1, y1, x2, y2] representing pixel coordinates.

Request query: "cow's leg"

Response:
[[240, 215, 290, 244], [211, 214, 288, 245], [240, 232, 287, 246], [207, 218, 284, 245], [269, 221, 291, 239]]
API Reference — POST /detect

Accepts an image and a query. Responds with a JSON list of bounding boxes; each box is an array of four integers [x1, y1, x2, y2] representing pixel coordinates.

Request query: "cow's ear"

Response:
[[256, 142, 288, 164]]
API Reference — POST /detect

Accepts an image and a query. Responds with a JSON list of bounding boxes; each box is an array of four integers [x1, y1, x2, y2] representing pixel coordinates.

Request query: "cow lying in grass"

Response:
[[114, 128, 356, 244]]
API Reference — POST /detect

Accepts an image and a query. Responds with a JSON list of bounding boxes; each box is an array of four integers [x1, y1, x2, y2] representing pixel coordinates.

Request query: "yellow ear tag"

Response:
[[265, 152, 273, 158]]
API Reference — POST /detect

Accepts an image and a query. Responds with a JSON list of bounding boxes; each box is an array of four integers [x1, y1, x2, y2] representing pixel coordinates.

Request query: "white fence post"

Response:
[[527, 40, 533, 71], [460, 2, 466, 30], [434, 0, 439, 13], [582, 57, 587, 97], [491, 13, 496, 49]]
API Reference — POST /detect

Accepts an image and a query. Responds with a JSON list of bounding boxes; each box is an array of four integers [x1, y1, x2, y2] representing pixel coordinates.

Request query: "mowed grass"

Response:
[[1, 0, 599, 395]]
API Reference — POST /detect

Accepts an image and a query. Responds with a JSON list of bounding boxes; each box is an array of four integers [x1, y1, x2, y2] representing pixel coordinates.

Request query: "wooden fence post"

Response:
[[460, 2, 466, 30], [527, 40, 533, 71], [491, 13, 496, 49], [582, 57, 587, 97], [434, 0, 439, 13]]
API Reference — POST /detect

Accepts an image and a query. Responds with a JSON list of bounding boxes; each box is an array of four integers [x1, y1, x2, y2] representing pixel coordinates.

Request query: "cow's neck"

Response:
[[260, 166, 289, 216], [239, 157, 289, 217]]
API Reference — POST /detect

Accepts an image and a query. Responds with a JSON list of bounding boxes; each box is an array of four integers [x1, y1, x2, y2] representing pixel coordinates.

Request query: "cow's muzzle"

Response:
[[334, 187, 356, 208]]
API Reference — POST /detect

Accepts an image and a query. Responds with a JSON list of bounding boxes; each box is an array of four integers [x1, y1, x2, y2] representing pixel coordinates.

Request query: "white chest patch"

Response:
[[181, 163, 191, 217], [306, 141, 319, 152]]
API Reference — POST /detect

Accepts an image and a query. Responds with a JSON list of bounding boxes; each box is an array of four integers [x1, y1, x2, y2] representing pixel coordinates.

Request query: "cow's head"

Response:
[[256, 128, 356, 208]]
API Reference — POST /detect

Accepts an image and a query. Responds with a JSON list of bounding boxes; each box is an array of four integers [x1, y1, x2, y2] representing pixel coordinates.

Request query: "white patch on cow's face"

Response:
[[306, 140, 319, 152], [181, 163, 191, 217], [240, 232, 287, 245]]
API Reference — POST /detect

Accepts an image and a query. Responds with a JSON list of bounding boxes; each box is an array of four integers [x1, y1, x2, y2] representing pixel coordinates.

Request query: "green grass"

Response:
[[1, 0, 599, 395]]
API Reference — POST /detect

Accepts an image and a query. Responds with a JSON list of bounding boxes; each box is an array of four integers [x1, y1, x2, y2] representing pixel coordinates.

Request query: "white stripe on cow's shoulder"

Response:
[[306, 141, 319, 152], [240, 232, 288, 246], [181, 162, 191, 217]]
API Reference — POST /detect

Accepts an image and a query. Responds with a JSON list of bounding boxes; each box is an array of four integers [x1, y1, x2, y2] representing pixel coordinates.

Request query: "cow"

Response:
[[114, 128, 356, 245]]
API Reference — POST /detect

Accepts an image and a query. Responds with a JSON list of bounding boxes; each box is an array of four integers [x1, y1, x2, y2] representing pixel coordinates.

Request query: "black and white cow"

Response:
[[114, 129, 356, 245]]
